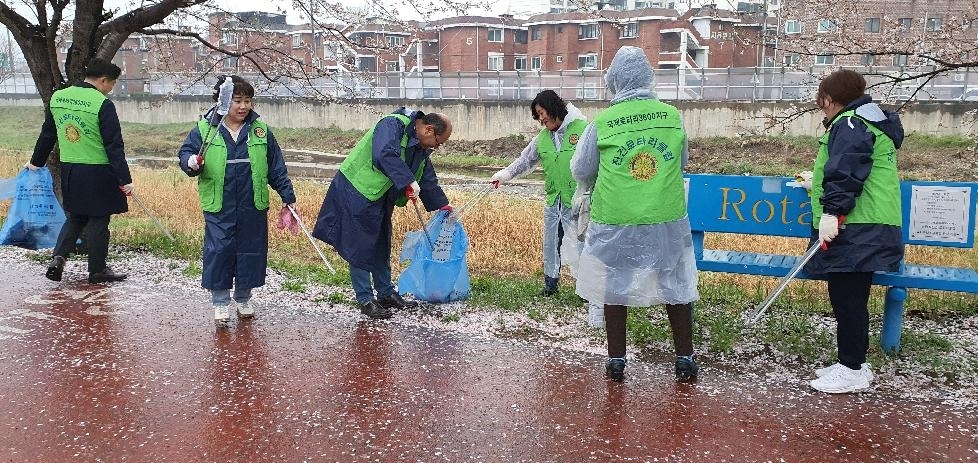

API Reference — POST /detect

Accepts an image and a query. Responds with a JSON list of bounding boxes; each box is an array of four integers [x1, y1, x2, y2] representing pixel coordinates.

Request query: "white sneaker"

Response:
[[214, 305, 230, 324], [237, 301, 254, 318], [810, 364, 871, 394], [815, 362, 874, 382], [587, 303, 605, 328]]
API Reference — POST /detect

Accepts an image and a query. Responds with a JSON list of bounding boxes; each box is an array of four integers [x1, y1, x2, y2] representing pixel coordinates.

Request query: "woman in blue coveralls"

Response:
[[178, 75, 297, 326]]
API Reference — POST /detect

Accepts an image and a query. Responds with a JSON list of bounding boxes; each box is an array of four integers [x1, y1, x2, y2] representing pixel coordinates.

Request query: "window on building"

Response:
[[555, 55, 564, 63], [578, 53, 597, 69], [488, 52, 504, 70], [488, 28, 503, 43], [515, 30, 528, 44], [222, 30, 237, 46], [531, 26, 542, 41], [815, 53, 835, 65], [784, 19, 801, 34], [893, 54, 909, 66], [386, 62, 400, 71], [531, 56, 542, 70], [862, 54, 876, 66], [817, 19, 837, 33], [926, 17, 943, 31], [784, 53, 799, 65], [865, 18, 880, 33], [897, 18, 912, 32], [292, 34, 302, 48], [579, 23, 599, 40], [386, 36, 405, 48], [620, 22, 638, 38], [515, 55, 528, 70], [357, 56, 376, 72], [224, 56, 238, 68]]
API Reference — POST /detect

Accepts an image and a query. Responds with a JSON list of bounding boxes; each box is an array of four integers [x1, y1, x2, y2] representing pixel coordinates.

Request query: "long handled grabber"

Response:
[[448, 183, 494, 222], [128, 191, 175, 241], [411, 198, 435, 250], [747, 215, 846, 325], [286, 204, 336, 274], [194, 77, 235, 167], [746, 239, 822, 325]]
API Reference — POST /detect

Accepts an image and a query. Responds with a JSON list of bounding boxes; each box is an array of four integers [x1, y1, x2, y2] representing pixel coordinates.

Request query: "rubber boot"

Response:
[[539, 275, 559, 297]]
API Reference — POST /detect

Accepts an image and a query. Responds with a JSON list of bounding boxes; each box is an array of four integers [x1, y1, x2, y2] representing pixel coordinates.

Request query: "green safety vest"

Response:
[[339, 113, 425, 207], [812, 110, 902, 227], [196, 119, 271, 213], [49, 86, 109, 164], [590, 99, 687, 225], [537, 118, 587, 208]]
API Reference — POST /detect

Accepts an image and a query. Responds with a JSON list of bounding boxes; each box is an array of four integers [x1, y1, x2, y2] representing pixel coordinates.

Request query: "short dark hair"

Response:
[[817, 69, 866, 108], [212, 75, 255, 102], [85, 58, 122, 80], [530, 90, 568, 122], [421, 112, 449, 135]]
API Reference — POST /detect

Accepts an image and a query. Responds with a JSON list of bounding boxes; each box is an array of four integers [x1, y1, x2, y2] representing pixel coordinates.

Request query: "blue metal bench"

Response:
[[685, 174, 978, 353]]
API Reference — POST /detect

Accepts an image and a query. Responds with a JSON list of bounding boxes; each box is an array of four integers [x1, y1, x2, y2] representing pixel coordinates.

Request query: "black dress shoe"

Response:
[[45, 256, 66, 282], [378, 292, 418, 310], [359, 300, 393, 319], [88, 267, 128, 284]]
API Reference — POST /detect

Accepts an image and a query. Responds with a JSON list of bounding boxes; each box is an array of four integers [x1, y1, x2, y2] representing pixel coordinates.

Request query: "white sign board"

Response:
[[908, 186, 972, 244]]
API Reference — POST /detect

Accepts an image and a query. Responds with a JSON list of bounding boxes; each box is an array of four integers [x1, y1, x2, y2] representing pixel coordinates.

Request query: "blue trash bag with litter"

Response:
[[397, 210, 471, 303], [0, 167, 66, 249]]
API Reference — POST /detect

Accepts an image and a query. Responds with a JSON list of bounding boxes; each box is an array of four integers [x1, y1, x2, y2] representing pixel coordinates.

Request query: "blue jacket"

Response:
[[312, 108, 449, 273], [805, 95, 905, 275], [178, 109, 296, 290]]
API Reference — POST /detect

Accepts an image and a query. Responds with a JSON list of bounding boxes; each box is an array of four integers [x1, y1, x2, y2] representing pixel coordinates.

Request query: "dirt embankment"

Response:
[[313, 132, 978, 182]]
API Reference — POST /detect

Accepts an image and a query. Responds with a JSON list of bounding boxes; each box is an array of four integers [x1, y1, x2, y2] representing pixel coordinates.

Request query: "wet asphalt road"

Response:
[[0, 262, 976, 462]]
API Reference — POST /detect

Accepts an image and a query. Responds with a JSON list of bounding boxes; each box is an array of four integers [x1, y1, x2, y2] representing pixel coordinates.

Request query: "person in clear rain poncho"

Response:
[[570, 46, 700, 383]]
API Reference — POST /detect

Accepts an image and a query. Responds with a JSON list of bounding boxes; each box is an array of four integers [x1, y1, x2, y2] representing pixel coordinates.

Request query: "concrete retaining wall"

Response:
[[5, 96, 976, 140]]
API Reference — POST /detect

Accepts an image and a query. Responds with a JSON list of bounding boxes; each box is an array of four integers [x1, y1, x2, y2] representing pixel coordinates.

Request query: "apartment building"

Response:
[[775, 0, 973, 68], [428, 15, 528, 72], [205, 11, 291, 73]]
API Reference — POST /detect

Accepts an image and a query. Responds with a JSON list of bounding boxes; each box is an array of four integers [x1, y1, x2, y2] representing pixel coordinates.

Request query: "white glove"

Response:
[[187, 154, 201, 171], [406, 181, 420, 201], [818, 213, 839, 243], [24, 162, 40, 171], [572, 190, 591, 215], [794, 171, 813, 191], [120, 183, 135, 196], [490, 168, 513, 185]]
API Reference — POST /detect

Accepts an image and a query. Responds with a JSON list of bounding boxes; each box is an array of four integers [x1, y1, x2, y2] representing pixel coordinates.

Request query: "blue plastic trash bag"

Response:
[[0, 167, 66, 249], [397, 210, 471, 303]]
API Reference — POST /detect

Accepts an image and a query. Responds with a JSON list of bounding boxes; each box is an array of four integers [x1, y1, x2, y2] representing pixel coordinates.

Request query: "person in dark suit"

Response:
[[27, 58, 133, 284]]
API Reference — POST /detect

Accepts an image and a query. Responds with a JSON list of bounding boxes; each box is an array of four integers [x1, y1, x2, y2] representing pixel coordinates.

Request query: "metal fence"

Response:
[[3, 67, 978, 102]]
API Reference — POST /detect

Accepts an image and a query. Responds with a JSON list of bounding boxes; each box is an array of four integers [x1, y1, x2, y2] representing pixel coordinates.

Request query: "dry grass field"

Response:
[[2, 150, 974, 297]]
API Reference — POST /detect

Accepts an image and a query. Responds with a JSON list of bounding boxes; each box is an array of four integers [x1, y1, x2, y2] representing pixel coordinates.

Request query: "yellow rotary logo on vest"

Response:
[[64, 124, 82, 143], [254, 127, 266, 138], [568, 134, 579, 145], [629, 151, 657, 180]]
